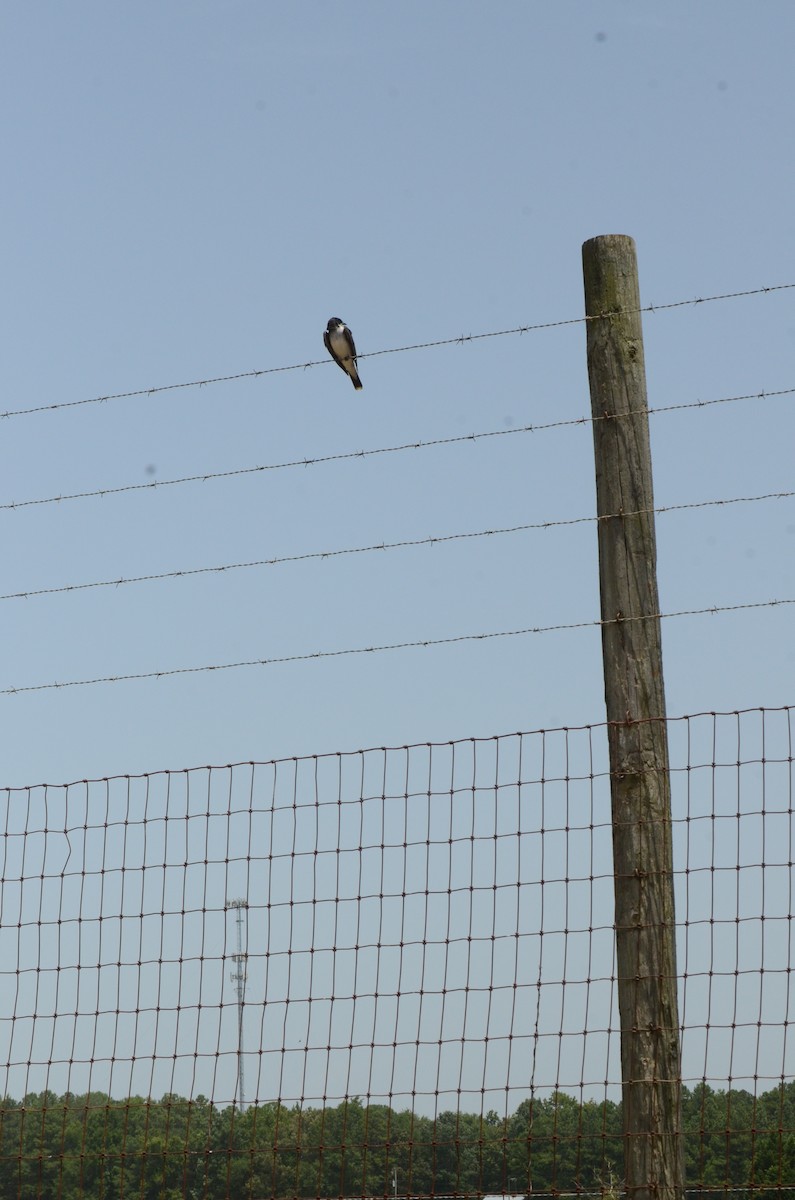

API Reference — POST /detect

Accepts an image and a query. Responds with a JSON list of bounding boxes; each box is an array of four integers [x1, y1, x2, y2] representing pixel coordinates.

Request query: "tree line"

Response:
[[1, 1081, 793, 1199]]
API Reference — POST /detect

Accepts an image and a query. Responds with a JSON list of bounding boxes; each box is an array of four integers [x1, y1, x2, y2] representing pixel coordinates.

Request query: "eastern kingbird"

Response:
[[324, 317, 363, 390]]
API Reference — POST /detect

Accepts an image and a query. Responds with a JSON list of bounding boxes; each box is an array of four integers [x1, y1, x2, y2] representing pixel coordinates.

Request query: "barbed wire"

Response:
[[3, 384, 793, 515], [3, 282, 793, 421], [2, 597, 792, 697], [3, 488, 793, 605]]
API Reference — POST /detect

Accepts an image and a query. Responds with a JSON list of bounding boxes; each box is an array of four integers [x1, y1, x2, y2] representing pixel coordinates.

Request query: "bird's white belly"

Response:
[[329, 329, 352, 358]]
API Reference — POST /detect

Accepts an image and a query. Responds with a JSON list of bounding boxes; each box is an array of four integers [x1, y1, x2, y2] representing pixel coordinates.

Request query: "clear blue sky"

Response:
[[1, 2, 793, 1113]]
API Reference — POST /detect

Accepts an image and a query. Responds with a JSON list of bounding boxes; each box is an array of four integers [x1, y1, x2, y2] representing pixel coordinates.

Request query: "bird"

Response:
[[324, 317, 363, 390]]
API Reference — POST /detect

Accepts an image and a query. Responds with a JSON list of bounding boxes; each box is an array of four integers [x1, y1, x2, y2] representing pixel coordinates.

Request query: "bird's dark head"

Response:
[[326, 317, 344, 331]]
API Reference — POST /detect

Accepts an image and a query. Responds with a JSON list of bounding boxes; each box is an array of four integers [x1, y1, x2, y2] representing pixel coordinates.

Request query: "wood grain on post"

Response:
[[582, 235, 684, 1200]]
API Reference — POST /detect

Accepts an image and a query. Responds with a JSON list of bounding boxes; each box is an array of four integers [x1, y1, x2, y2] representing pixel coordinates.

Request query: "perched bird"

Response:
[[324, 317, 363, 390]]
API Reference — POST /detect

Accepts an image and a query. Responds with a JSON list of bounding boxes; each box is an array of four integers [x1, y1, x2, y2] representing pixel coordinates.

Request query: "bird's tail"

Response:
[[351, 368, 363, 390]]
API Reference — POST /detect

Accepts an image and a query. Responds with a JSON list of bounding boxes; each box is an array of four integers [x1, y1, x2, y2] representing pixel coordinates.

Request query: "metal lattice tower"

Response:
[[225, 898, 248, 1110]]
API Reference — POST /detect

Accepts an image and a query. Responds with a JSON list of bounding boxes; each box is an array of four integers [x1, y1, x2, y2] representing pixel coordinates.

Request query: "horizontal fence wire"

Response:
[[2, 282, 793, 421], [1, 487, 793, 606], [3, 384, 794, 515], [0, 706, 793, 1198], [2, 597, 794, 697]]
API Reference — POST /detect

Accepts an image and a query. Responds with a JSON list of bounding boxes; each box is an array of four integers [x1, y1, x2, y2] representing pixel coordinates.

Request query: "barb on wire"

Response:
[[2, 597, 793, 696], [3, 283, 793, 420], [2, 385, 794, 515], [2, 488, 793, 605]]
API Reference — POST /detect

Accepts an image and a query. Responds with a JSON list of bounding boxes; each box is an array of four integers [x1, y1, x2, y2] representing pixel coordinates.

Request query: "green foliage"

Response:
[[1, 1081, 793, 1198]]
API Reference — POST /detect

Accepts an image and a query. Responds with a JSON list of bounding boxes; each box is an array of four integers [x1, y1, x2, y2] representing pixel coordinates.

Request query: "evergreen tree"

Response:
[[1, 1082, 793, 1198]]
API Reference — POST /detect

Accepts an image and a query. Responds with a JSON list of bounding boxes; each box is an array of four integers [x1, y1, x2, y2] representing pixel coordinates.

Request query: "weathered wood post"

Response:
[[582, 234, 685, 1200]]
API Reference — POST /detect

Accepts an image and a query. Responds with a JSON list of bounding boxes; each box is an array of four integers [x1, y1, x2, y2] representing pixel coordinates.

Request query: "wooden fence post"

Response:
[[582, 234, 685, 1200]]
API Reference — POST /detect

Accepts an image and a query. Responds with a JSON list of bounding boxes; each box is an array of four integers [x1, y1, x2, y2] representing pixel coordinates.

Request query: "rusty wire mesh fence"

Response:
[[0, 705, 793, 1198]]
